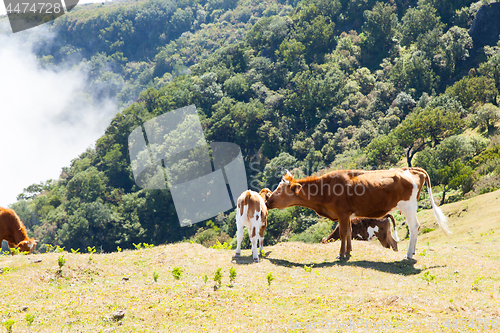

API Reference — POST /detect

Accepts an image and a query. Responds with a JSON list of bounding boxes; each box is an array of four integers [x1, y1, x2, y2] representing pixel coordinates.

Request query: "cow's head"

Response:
[[259, 188, 273, 203], [266, 170, 302, 209], [17, 239, 37, 254]]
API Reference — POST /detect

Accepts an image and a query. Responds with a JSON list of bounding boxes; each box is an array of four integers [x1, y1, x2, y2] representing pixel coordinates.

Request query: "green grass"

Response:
[[0, 189, 499, 331]]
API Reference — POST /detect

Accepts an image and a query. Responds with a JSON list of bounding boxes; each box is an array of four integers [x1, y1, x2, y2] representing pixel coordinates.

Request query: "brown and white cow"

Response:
[[321, 214, 399, 251], [234, 188, 272, 263], [266, 168, 450, 260], [0, 207, 37, 254]]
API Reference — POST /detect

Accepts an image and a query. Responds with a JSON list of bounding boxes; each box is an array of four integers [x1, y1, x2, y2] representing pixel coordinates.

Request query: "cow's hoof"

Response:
[[234, 253, 240, 258], [253, 258, 259, 263], [336, 254, 350, 261], [321, 237, 328, 244]]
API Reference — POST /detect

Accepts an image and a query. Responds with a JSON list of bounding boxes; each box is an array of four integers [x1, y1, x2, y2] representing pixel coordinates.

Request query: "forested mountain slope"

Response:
[[7, 0, 500, 253]]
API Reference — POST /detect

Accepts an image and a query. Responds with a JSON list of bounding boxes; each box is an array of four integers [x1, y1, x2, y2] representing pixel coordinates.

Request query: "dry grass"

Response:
[[1, 190, 500, 332]]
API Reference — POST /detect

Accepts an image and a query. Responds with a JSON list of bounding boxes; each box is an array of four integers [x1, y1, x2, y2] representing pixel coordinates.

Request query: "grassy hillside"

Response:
[[2, 190, 500, 332]]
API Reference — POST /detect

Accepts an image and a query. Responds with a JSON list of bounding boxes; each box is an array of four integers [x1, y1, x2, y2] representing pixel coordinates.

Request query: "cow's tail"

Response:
[[386, 214, 400, 242], [420, 168, 451, 235]]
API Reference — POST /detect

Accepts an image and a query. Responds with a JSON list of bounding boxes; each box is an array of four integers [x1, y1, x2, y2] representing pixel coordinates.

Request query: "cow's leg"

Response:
[[6, 241, 16, 255], [234, 223, 243, 258], [250, 227, 259, 263], [322, 223, 339, 244], [337, 215, 351, 260], [259, 225, 265, 257], [397, 184, 420, 259], [404, 212, 420, 259]]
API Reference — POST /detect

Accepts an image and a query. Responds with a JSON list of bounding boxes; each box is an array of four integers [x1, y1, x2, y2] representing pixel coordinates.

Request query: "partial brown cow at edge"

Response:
[[321, 214, 399, 251], [0, 207, 37, 254]]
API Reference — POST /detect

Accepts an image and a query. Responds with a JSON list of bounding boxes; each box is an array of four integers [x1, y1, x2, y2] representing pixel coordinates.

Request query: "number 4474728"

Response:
[[5, 2, 63, 14]]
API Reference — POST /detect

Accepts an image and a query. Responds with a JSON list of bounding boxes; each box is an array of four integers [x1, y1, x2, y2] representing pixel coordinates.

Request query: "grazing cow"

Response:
[[321, 214, 399, 251], [266, 168, 450, 260], [0, 207, 37, 254], [234, 188, 272, 263]]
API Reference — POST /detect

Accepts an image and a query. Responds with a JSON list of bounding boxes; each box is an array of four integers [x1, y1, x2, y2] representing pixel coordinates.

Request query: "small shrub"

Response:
[[153, 271, 159, 282], [473, 174, 500, 195], [2, 319, 15, 333], [472, 276, 484, 291], [211, 240, 231, 250], [422, 228, 435, 234], [133, 243, 142, 250], [202, 274, 208, 284], [25, 313, 35, 326], [421, 271, 435, 283], [9, 247, 20, 255], [172, 267, 183, 280], [87, 246, 96, 263], [70, 248, 80, 254], [191, 229, 231, 248], [57, 254, 66, 270], [55, 245, 65, 253], [267, 272, 275, 287], [229, 267, 237, 286], [213, 268, 222, 290], [288, 220, 335, 243], [116, 246, 122, 252], [304, 264, 314, 272], [9, 246, 28, 255]]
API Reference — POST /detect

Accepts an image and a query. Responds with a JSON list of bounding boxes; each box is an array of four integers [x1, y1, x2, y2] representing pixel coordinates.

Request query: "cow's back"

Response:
[[0, 207, 22, 240], [236, 190, 266, 227], [346, 169, 424, 217]]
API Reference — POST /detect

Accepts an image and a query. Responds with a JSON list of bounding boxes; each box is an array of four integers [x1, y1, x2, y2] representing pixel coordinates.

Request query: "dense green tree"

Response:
[[439, 26, 473, 75], [398, 2, 444, 47], [415, 135, 485, 203], [66, 167, 109, 203], [389, 46, 438, 97], [446, 76, 498, 109], [365, 134, 403, 167], [393, 104, 464, 166], [471, 103, 500, 135], [361, 2, 398, 67]]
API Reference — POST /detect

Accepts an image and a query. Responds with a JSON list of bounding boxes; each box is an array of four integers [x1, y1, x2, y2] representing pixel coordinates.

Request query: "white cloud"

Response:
[[0, 25, 117, 206]]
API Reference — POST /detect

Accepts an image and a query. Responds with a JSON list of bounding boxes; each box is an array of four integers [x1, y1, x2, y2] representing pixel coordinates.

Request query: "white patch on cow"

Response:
[[356, 234, 363, 240], [28, 242, 34, 249], [397, 178, 420, 259], [402, 169, 413, 181], [366, 226, 379, 240]]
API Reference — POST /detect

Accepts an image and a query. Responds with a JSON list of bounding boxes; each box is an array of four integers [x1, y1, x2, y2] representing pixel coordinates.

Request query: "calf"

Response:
[[321, 214, 399, 251], [0, 207, 37, 254], [234, 188, 272, 263]]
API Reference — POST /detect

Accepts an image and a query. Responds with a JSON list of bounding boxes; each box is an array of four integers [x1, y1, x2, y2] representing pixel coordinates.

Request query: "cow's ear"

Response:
[[290, 183, 302, 194], [259, 188, 272, 201]]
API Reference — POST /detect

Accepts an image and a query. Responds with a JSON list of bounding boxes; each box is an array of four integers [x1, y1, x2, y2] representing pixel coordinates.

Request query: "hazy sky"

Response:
[[0, 20, 118, 206]]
